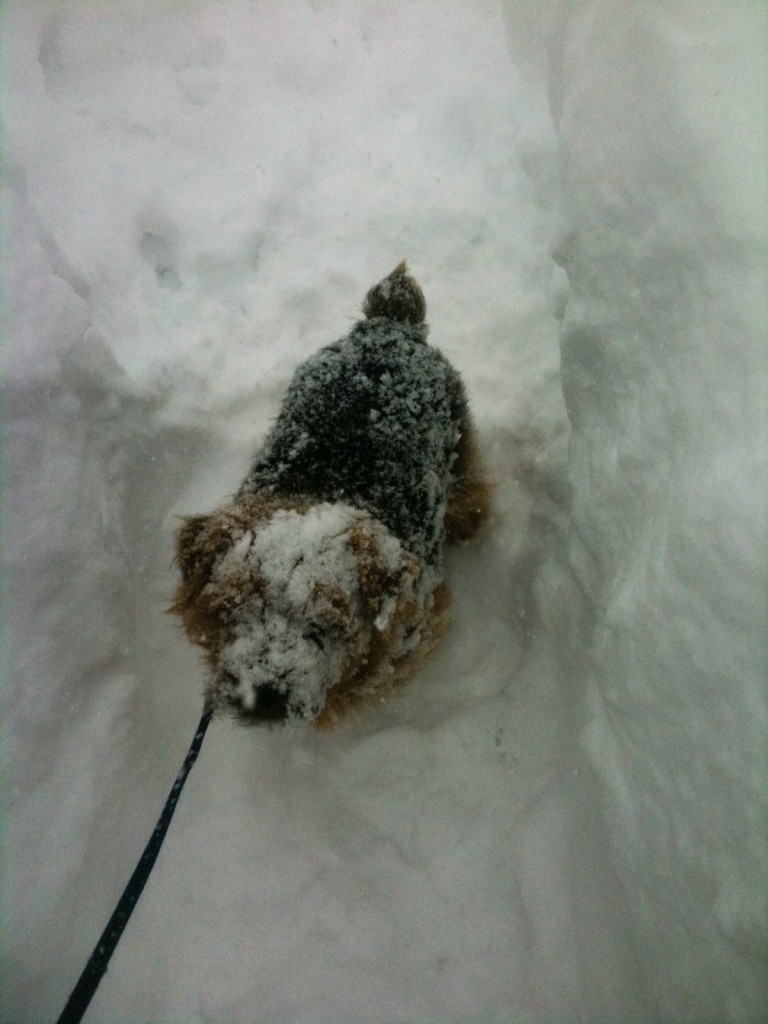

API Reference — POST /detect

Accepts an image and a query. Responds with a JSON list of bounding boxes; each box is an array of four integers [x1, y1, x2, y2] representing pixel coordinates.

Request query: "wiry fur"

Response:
[[171, 263, 490, 727]]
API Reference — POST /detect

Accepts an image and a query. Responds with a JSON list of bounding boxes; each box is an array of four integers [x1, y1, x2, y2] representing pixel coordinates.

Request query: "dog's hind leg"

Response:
[[444, 412, 492, 542]]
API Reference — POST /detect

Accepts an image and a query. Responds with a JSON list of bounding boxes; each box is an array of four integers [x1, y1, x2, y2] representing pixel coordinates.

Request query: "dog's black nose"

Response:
[[253, 684, 289, 722]]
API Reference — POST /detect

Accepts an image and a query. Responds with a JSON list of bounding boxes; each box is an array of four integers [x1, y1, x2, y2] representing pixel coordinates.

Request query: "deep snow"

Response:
[[4, 2, 766, 1023]]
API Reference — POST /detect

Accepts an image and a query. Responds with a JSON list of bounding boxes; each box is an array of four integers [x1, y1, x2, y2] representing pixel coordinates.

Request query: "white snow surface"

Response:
[[4, 2, 766, 1023]]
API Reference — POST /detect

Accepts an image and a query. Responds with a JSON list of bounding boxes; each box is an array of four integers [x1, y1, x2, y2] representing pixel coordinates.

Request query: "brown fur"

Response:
[[171, 493, 310, 659], [444, 417, 493, 542], [170, 434, 490, 728], [316, 579, 452, 729]]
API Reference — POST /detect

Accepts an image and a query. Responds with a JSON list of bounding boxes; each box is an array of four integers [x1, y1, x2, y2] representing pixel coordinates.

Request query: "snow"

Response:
[[504, 3, 768, 1019], [3, 1, 766, 1023]]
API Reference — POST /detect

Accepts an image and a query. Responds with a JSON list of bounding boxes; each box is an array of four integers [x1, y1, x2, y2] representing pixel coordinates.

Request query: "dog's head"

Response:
[[172, 496, 431, 726]]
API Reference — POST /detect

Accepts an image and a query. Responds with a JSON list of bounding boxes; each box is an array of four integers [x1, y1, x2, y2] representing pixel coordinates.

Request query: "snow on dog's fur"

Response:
[[172, 263, 490, 727]]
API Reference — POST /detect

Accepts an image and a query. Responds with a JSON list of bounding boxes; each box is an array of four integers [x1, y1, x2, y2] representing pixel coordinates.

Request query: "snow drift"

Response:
[[4, 1, 767, 1022], [505, 1, 768, 1019]]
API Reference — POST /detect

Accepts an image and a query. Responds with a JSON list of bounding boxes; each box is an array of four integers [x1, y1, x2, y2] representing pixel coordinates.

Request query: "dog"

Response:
[[171, 262, 490, 727]]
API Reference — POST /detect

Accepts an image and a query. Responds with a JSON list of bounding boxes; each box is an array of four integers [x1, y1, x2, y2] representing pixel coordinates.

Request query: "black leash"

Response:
[[56, 706, 214, 1024]]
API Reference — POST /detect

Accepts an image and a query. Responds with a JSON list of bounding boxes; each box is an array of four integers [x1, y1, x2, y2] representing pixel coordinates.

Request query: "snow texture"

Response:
[[4, 2, 766, 1023], [504, 2, 768, 1019]]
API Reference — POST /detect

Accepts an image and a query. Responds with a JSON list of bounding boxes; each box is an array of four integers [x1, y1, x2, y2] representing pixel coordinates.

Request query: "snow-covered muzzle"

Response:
[[172, 495, 443, 727]]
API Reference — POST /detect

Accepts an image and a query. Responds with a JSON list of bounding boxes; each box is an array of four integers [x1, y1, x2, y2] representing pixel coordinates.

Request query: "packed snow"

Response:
[[4, 2, 766, 1023]]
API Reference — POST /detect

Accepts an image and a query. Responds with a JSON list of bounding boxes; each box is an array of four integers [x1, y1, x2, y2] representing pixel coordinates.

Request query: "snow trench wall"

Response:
[[504, 2, 768, 1020]]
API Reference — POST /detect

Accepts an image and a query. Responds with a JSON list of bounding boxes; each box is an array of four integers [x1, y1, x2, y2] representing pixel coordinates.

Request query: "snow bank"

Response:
[[4, 1, 766, 1022], [505, 1, 768, 1019]]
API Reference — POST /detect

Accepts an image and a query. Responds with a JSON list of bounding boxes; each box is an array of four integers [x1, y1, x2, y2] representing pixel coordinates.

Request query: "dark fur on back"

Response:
[[237, 316, 467, 562]]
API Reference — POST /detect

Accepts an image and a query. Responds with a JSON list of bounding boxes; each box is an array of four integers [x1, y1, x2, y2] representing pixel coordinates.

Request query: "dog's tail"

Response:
[[362, 260, 426, 325]]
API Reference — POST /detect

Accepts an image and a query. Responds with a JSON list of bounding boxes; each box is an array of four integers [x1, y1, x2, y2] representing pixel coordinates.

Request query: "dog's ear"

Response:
[[345, 519, 418, 623], [174, 514, 229, 586], [171, 508, 261, 648], [170, 515, 231, 634], [174, 496, 272, 585]]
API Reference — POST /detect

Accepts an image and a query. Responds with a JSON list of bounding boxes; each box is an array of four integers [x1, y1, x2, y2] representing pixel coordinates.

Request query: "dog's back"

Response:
[[238, 266, 467, 561]]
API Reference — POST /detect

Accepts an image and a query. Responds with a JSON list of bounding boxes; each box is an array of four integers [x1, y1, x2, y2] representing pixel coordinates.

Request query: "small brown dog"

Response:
[[172, 263, 490, 727]]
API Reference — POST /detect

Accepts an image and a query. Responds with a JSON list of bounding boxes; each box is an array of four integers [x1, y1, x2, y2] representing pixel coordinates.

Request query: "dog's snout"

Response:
[[252, 684, 289, 722]]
